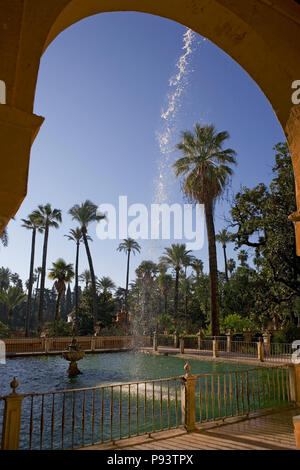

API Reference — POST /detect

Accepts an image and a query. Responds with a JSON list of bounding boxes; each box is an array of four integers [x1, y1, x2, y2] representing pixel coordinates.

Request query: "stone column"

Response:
[[293, 416, 300, 450], [91, 337, 96, 353], [263, 331, 271, 357], [153, 331, 158, 352], [197, 331, 201, 350], [181, 363, 196, 432], [1, 378, 23, 450], [226, 330, 232, 353], [180, 338, 184, 354], [174, 331, 179, 348], [213, 339, 219, 358], [257, 339, 264, 362]]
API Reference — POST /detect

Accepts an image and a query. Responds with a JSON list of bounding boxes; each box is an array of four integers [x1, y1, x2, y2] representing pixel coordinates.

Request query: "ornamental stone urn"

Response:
[[62, 338, 85, 376]]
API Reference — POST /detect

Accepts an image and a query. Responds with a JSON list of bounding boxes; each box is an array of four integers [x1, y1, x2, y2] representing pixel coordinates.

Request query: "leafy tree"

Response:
[[69, 200, 106, 331], [48, 259, 74, 337], [174, 123, 237, 335], [117, 238, 141, 313]]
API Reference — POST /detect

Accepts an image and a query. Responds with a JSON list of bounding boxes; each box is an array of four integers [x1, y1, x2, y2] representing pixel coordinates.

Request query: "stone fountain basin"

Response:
[[62, 350, 85, 362]]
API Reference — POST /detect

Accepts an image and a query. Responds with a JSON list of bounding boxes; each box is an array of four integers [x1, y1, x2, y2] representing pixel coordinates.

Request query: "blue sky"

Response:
[[1, 12, 285, 289]]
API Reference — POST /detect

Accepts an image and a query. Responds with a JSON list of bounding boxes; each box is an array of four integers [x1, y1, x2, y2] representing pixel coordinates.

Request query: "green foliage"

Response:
[[46, 320, 73, 337], [273, 325, 300, 344], [221, 314, 255, 332], [0, 321, 10, 338]]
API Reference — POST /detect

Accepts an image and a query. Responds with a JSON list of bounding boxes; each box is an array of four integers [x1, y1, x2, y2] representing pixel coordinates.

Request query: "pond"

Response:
[[1, 352, 286, 450], [0, 351, 250, 396]]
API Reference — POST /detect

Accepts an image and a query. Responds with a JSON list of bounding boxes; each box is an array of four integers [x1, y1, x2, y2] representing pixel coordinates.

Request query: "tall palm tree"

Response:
[[65, 228, 90, 335], [174, 123, 236, 336], [48, 259, 74, 337], [33, 204, 62, 333], [69, 200, 106, 331], [79, 270, 92, 290], [160, 244, 192, 328], [22, 212, 43, 337], [190, 259, 204, 281], [117, 238, 141, 312], [0, 286, 26, 328], [216, 229, 232, 282], [158, 273, 173, 316], [97, 276, 116, 294]]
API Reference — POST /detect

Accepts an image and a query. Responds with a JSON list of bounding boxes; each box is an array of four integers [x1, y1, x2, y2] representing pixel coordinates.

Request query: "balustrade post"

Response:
[[1, 378, 23, 450], [153, 331, 158, 352], [293, 416, 300, 450], [226, 330, 232, 353], [263, 331, 271, 357], [91, 337, 96, 353], [174, 331, 179, 348], [181, 363, 196, 432], [257, 339, 264, 361], [197, 331, 201, 350], [213, 338, 219, 358], [180, 338, 184, 354]]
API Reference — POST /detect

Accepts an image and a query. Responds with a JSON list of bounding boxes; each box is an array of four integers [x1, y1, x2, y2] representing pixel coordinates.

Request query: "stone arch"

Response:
[[0, 0, 300, 248]]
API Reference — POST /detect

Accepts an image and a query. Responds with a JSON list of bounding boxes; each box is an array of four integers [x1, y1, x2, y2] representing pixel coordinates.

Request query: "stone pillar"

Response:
[[257, 339, 264, 362], [180, 338, 184, 354], [181, 363, 196, 432], [287, 105, 300, 256], [1, 378, 23, 450], [213, 339, 219, 358], [174, 331, 179, 348], [197, 331, 201, 350], [293, 416, 300, 450], [263, 331, 271, 357], [243, 329, 252, 344], [44, 338, 52, 354], [0, 106, 44, 231], [153, 331, 158, 352], [91, 337, 96, 353], [226, 330, 232, 353]]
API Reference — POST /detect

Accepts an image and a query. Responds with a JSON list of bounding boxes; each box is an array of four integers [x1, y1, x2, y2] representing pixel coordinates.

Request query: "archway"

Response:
[[0, 0, 300, 249]]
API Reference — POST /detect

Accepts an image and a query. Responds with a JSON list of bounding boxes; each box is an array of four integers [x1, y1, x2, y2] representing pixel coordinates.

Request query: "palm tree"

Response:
[[174, 123, 236, 336], [216, 229, 232, 282], [190, 259, 204, 281], [48, 259, 74, 337], [79, 270, 92, 290], [117, 238, 141, 312], [22, 212, 43, 337], [0, 267, 11, 291], [227, 258, 236, 275], [160, 244, 192, 328], [69, 200, 106, 331], [97, 276, 116, 294], [158, 273, 173, 316], [0, 286, 26, 328], [33, 204, 62, 333], [65, 228, 90, 335]]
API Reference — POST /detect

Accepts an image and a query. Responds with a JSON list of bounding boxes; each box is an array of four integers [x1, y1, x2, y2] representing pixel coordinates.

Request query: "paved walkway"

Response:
[[81, 407, 299, 451]]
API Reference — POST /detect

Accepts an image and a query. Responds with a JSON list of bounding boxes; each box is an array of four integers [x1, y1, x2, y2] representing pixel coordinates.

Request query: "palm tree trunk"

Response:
[[223, 244, 229, 282], [125, 249, 131, 313], [25, 228, 36, 337], [53, 292, 62, 337], [174, 267, 179, 328], [82, 230, 98, 332], [38, 223, 49, 334], [205, 200, 220, 336], [74, 241, 80, 335]]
